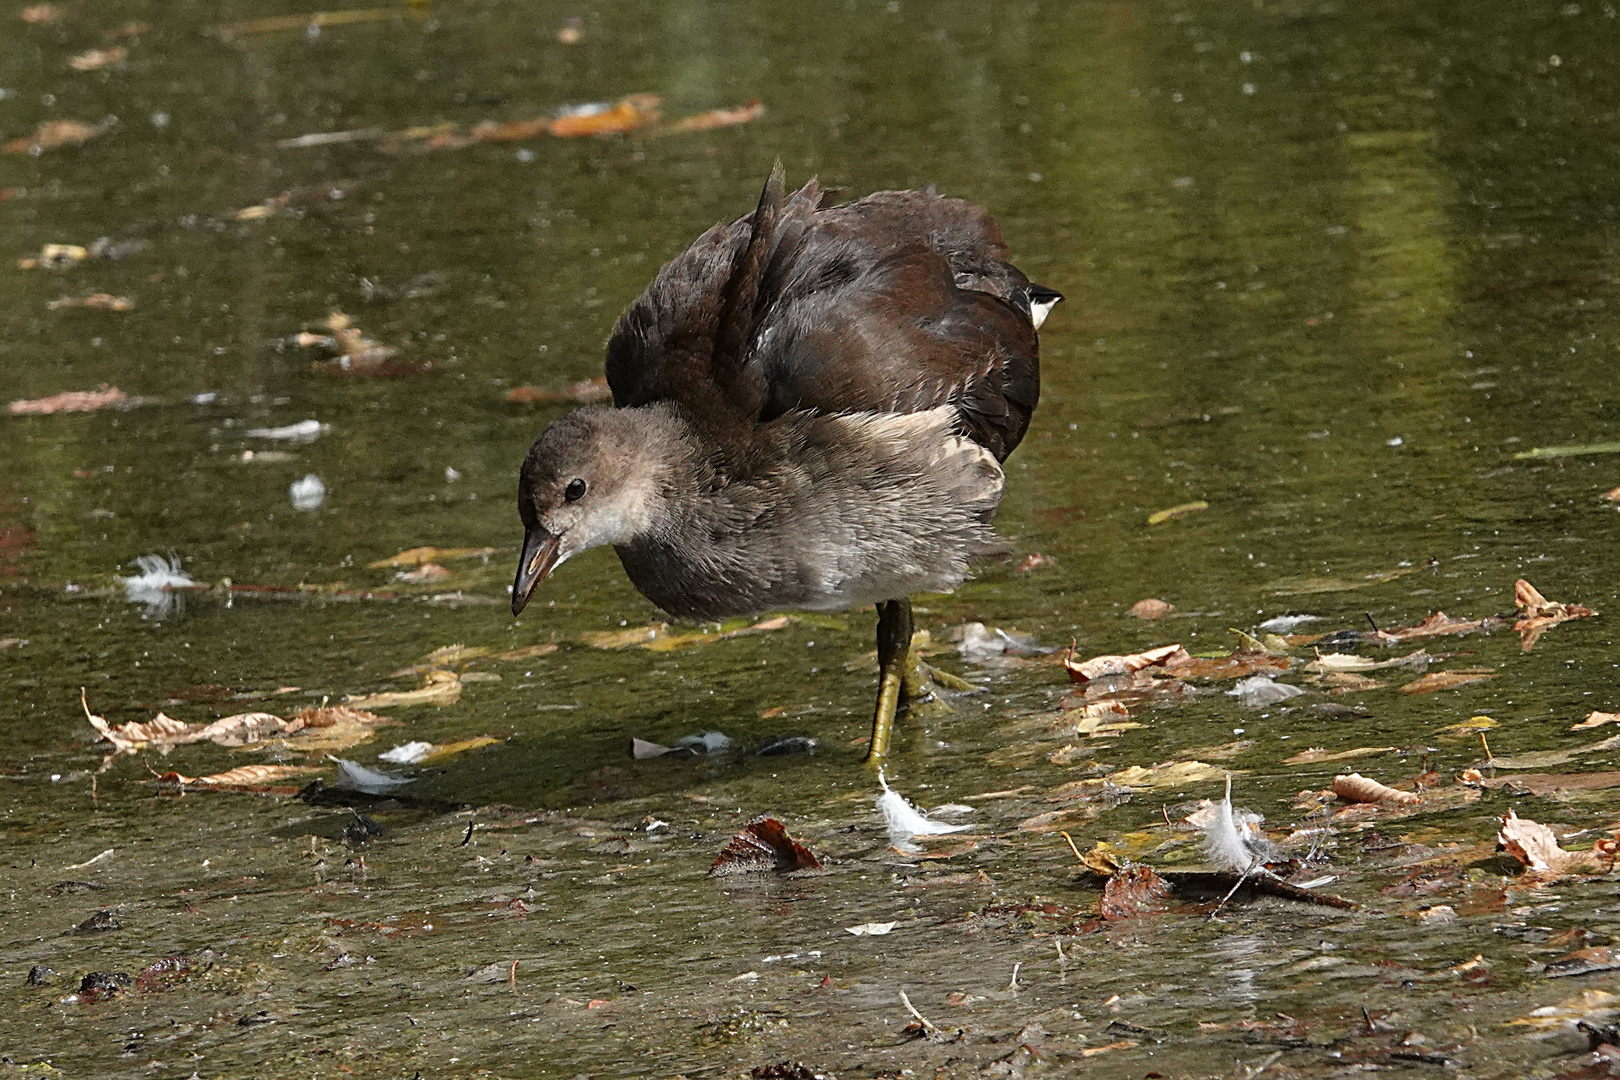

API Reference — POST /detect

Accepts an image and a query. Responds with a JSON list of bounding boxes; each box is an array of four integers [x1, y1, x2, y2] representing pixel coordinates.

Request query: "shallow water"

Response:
[[4, 1, 1620, 1076]]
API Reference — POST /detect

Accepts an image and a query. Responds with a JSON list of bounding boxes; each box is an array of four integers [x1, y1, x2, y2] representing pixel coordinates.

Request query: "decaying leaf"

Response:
[[1318, 672, 1385, 692], [663, 100, 765, 133], [1515, 579, 1597, 652], [344, 670, 461, 709], [1572, 711, 1620, 731], [708, 816, 821, 876], [19, 4, 62, 22], [1267, 567, 1415, 596], [1304, 649, 1429, 674], [1503, 989, 1618, 1030], [68, 47, 126, 71], [503, 378, 613, 405], [18, 242, 90, 270], [1126, 598, 1174, 620], [1545, 947, 1620, 978], [1398, 669, 1495, 695], [47, 293, 133, 311], [392, 645, 494, 675], [1146, 500, 1207, 525], [1063, 642, 1189, 683], [1372, 611, 1506, 643], [299, 312, 425, 376], [1497, 809, 1613, 875], [1283, 746, 1397, 766], [1100, 865, 1173, 920], [8, 384, 126, 416], [397, 563, 451, 584], [84, 697, 194, 754], [1477, 771, 1620, 797], [496, 643, 558, 662], [1332, 772, 1422, 805], [1436, 715, 1497, 739], [1054, 700, 1140, 738], [1170, 648, 1290, 682], [1108, 760, 1228, 790], [5, 119, 105, 154], [152, 763, 320, 792], [368, 546, 495, 569], [550, 93, 661, 136]]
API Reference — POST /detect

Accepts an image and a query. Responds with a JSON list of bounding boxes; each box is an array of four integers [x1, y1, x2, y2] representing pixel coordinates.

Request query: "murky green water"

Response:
[[4, 0, 1620, 1076]]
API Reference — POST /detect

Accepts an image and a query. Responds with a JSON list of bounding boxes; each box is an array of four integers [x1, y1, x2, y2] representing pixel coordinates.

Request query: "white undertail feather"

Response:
[[1201, 775, 1271, 873], [877, 768, 970, 853], [1030, 298, 1058, 330]]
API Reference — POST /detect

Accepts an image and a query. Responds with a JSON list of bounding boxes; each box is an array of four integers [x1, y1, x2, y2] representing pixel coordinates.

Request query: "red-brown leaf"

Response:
[[708, 816, 821, 876]]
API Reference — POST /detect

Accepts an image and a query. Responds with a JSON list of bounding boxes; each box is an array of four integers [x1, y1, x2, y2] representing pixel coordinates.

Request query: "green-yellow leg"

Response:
[[864, 598, 913, 766]]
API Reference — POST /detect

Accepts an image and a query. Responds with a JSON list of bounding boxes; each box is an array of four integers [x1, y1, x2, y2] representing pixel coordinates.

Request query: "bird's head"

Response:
[[511, 405, 679, 616]]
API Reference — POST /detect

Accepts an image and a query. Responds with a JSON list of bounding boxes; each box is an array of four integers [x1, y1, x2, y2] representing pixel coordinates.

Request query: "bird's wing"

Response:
[[604, 170, 1048, 461]]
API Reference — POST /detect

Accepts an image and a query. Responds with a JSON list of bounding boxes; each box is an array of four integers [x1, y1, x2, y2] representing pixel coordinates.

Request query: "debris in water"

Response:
[[8, 384, 126, 415], [395, 562, 449, 584], [877, 769, 970, 853], [1397, 669, 1494, 695], [1063, 642, 1190, 683], [1100, 864, 1173, 920], [952, 622, 1051, 664], [708, 816, 821, 876], [1514, 578, 1596, 651], [1195, 776, 1273, 872], [556, 17, 583, 43], [47, 293, 133, 311], [1572, 711, 1620, 731], [1126, 598, 1174, 619], [1498, 809, 1614, 875], [1227, 675, 1306, 708], [1146, 500, 1208, 525], [663, 99, 766, 133], [1282, 746, 1396, 765], [504, 377, 613, 405], [1332, 772, 1421, 806], [19, 4, 63, 22], [1371, 611, 1505, 644], [4, 119, 107, 154], [1256, 613, 1319, 632], [370, 546, 495, 569], [844, 921, 896, 936], [120, 554, 196, 618], [247, 419, 327, 442], [549, 93, 661, 136], [345, 670, 461, 709], [755, 735, 818, 757], [379, 741, 433, 764], [334, 758, 413, 793], [68, 47, 126, 71], [290, 475, 326, 510]]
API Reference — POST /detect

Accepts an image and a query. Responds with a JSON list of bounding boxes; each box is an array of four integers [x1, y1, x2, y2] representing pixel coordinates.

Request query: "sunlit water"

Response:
[[3, 1, 1619, 1076]]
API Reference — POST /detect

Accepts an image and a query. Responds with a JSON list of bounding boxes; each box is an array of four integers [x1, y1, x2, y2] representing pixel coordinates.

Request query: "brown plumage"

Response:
[[512, 166, 1059, 761]]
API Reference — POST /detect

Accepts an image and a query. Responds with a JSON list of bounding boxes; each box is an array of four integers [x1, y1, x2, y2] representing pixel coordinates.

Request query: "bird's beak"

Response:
[[511, 527, 562, 616]]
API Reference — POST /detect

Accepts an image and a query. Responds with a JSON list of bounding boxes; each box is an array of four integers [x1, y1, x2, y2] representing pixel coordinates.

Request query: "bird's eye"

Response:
[[564, 478, 587, 502]]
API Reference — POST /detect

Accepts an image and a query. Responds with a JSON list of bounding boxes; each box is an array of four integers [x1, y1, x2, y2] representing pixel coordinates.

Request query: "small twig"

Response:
[[1055, 939, 1066, 963], [90, 773, 98, 810], [1059, 831, 1086, 863], [1209, 860, 1260, 921], [1364, 613, 1379, 633], [508, 959, 518, 993], [459, 820, 475, 847], [1006, 962, 1021, 991], [899, 989, 939, 1035], [1235, 1049, 1284, 1079], [1478, 730, 1493, 765], [1162, 803, 1172, 828]]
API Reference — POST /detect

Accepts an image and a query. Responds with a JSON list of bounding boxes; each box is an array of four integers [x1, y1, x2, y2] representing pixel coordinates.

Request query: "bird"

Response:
[[510, 165, 1058, 764]]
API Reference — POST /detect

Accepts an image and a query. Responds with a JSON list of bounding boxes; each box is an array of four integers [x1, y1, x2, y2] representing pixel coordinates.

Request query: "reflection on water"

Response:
[[2, 0, 1618, 1075]]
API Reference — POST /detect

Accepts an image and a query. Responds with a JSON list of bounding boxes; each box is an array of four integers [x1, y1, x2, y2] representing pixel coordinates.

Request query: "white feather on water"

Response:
[[1199, 775, 1274, 873], [121, 554, 196, 619], [334, 758, 413, 793], [877, 769, 969, 853]]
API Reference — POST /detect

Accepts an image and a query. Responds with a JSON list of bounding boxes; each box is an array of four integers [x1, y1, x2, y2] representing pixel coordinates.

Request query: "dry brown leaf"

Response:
[[18, 243, 90, 270], [68, 46, 126, 71], [1572, 710, 1620, 731], [1332, 772, 1421, 805], [184, 764, 319, 787], [496, 643, 558, 662], [582, 623, 670, 649], [8, 384, 125, 416], [47, 293, 133, 311], [396, 562, 451, 584], [1479, 771, 1620, 796], [368, 546, 495, 569], [84, 698, 195, 754], [5, 119, 104, 154], [1496, 808, 1612, 874], [392, 645, 494, 676], [708, 816, 821, 876], [1283, 746, 1397, 765], [189, 712, 293, 747], [1125, 598, 1174, 620], [1319, 672, 1385, 692], [664, 99, 765, 133], [1109, 760, 1229, 790], [550, 93, 661, 137], [1515, 578, 1597, 652], [19, 4, 62, 22], [345, 670, 461, 709], [1100, 865, 1172, 920], [1372, 611, 1505, 643], [503, 377, 612, 405], [1398, 669, 1494, 695], [1063, 642, 1189, 683], [1170, 650, 1289, 681]]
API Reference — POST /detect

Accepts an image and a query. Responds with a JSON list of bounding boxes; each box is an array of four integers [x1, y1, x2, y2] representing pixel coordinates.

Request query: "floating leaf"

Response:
[[1126, 598, 1173, 620], [504, 377, 612, 406], [418, 735, 501, 762], [368, 546, 494, 569], [1332, 772, 1420, 805], [1100, 865, 1173, 920], [1515, 578, 1597, 652], [663, 99, 765, 133], [1267, 567, 1415, 596], [1372, 611, 1505, 643], [4, 119, 105, 154], [345, 670, 461, 709], [47, 293, 133, 311], [1283, 746, 1397, 765], [1146, 500, 1207, 525], [1513, 441, 1620, 461], [218, 7, 404, 37], [1063, 642, 1189, 683], [1304, 649, 1429, 674], [8, 385, 125, 416], [1572, 711, 1620, 731], [1108, 760, 1228, 790], [67, 47, 126, 72], [708, 816, 821, 876], [550, 93, 661, 137], [1497, 809, 1612, 875], [1398, 669, 1494, 695]]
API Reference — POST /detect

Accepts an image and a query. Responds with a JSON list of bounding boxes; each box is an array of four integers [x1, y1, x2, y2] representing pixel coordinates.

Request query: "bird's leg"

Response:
[[865, 598, 913, 766]]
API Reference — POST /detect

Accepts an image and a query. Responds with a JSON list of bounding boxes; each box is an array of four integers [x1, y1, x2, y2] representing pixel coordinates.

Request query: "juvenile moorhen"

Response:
[[511, 165, 1058, 763]]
